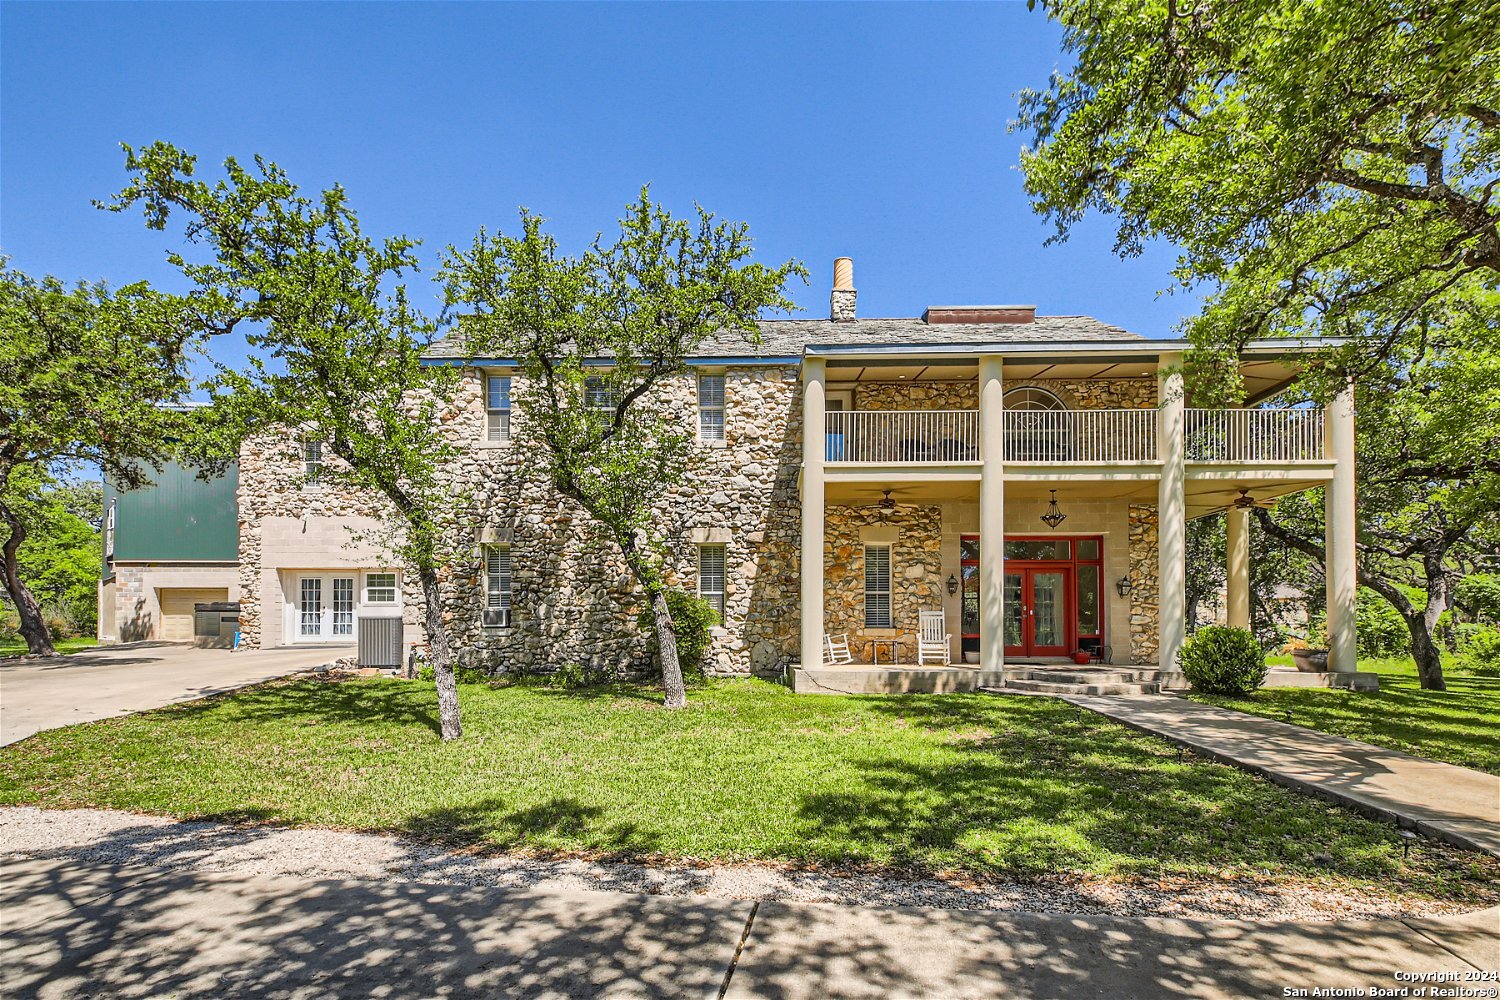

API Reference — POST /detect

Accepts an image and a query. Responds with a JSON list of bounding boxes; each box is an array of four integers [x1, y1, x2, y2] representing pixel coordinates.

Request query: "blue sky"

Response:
[[3, 1, 1198, 376]]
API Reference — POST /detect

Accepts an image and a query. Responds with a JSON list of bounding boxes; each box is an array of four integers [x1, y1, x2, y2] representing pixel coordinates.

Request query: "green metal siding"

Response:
[[104, 461, 239, 564]]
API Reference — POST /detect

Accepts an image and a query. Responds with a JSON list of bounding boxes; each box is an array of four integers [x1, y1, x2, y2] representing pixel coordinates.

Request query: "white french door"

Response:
[[294, 575, 357, 641]]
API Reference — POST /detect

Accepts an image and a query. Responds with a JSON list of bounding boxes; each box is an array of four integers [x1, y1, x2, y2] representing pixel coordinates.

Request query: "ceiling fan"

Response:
[[875, 489, 898, 511], [1231, 488, 1277, 510]]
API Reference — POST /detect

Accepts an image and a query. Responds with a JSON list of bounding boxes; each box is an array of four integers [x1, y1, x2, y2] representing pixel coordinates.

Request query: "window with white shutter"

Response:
[[698, 374, 725, 442], [483, 544, 512, 627], [486, 375, 512, 442], [698, 544, 726, 617], [864, 544, 892, 628]]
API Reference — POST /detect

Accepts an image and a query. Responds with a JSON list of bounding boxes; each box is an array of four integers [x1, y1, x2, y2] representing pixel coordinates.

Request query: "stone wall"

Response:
[[823, 504, 944, 663], [1128, 503, 1161, 663], [853, 378, 1156, 411]]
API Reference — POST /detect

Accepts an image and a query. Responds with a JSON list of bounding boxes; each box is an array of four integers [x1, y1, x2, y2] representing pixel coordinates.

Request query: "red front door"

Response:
[[1003, 566, 1074, 657]]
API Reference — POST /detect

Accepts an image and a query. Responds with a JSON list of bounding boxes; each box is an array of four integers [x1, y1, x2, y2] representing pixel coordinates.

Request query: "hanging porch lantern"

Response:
[[1040, 490, 1068, 530]]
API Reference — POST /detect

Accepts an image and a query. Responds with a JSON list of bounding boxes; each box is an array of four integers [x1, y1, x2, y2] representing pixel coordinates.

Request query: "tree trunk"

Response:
[[651, 587, 687, 709], [620, 533, 687, 708], [419, 565, 462, 740], [1406, 607, 1448, 692], [0, 501, 55, 656]]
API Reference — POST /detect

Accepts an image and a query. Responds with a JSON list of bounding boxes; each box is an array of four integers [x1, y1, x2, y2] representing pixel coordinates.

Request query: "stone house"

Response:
[[231, 259, 1366, 691]]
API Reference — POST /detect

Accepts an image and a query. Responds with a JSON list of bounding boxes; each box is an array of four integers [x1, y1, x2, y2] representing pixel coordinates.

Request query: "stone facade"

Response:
[[1127, 503, 1161, 664], [235, 366, 1166, 675], [822, 503, 944, 663]]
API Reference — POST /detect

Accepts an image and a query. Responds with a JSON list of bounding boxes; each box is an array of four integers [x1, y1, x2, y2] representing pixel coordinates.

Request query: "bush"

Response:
[[1460, 625, 1500, 676], [636, 589, 721, 682], [1355, 589, 1409, 657], [414, 664, 492, 685], [1178, 625, 1268, 695]]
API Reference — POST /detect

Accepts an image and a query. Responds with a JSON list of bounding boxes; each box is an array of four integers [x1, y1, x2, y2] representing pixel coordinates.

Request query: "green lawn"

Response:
[[0, 636, 98, 658], [1, 676, 1494, 902], [1190, 657, 1500, 775]]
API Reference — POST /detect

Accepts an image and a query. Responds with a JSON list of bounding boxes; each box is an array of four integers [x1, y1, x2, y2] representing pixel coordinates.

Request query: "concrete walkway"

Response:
[[0, 642, 346, 745], [1066, 694, 1500, 857], [2, 854, 1494, 998]]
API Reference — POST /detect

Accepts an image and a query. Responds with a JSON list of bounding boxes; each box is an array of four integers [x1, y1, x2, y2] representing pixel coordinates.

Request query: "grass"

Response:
[[1189, 657, 1500, 775], [0, 636, 98, 658], [1, 676, 1495, 902]]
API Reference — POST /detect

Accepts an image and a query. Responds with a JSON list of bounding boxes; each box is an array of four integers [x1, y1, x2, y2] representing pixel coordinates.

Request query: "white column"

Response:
[[1226, 506, 1251, 628], [979, 355, 1006, 672], [1157, 354, 1186, 668], [1325, 379, 1357, 672], [799, 358, 827, 669]]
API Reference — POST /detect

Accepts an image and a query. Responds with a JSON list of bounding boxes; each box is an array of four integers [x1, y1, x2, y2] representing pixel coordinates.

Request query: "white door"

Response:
[[295, 575, 358, 641]]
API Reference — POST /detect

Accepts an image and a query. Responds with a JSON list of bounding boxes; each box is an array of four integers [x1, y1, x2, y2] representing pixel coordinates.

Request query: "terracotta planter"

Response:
[[1071, 650, 1093, 665], [1292, 648, 1329, 672]]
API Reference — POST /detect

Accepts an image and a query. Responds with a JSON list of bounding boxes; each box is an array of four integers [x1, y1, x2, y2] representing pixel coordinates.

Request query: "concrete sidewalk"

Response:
[[1, 642, 345, 745], [3, 854, 1495, 998], [1065, 694, 1500, 856]]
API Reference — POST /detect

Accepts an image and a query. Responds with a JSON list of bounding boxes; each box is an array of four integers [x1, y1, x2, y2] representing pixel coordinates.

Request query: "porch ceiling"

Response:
[[821, 476, 1328, 515]]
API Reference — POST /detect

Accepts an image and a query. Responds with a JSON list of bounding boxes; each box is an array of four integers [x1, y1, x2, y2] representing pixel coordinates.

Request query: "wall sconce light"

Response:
[[1116, 577, 1132, 598], [946, 574, 959, 596]]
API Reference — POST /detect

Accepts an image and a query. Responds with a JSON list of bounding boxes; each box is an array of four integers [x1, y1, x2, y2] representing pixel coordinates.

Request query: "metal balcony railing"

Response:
[[1003, 409, 1158, 463], [825, 410, 979, 463], [1186, 408, 1326, 462]]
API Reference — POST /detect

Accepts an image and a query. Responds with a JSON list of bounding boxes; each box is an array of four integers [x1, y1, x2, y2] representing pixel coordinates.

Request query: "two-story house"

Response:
[[228, 258, 1368, 692]]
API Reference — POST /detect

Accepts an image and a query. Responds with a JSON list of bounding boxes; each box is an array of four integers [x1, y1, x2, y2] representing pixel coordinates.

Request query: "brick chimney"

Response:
[[922, 305, 1036, 324], [830, 257, 856, 322]]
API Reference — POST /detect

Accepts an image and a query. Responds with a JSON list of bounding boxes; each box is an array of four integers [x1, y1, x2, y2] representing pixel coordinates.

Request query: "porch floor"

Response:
[[790, 663, 1378, 696]]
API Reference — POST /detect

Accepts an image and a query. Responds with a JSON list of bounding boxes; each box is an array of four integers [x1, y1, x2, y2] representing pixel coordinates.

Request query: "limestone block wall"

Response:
[[1128, 503, 1161, 664], [851, 378, 1156, 411]]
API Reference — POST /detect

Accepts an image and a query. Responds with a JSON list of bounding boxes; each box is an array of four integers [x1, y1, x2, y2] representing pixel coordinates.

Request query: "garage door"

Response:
[[158, 588, 229, 642]]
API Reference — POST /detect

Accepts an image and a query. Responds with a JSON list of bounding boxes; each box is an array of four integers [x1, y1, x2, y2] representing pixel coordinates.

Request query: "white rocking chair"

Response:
[[917, 610, 951, 665], [824, 633, 854, 665]]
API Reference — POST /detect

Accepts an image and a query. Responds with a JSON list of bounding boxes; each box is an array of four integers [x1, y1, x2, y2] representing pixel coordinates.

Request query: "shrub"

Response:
[[1456, 574, 1500, 624], [1355, 589, 1409, 657], [1460, 625, 1500, 677], [636, 588, 721, 682], [1178, 625, 1268, 695]]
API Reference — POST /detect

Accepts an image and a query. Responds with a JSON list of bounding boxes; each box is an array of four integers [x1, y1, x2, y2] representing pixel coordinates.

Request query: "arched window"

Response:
[[1005, 387, 1069, 461], [1003, 387, 1066, 411]]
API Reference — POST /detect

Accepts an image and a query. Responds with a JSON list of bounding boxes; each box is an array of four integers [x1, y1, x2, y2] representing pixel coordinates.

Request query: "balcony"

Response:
[[821, 407, 1328, 465], [1186, 408, 1325, 463]]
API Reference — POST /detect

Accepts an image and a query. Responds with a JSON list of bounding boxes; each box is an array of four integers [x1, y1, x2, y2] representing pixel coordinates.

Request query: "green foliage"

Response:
[[4, 476, 101, 634], [415, 665, 491, 685], [1355, 588, 1411, 657], [544, 661, 613, 690], [1178, 625, 1269, 695], [1018, 0, 1500, 385], [636, 588, 721, 682], [1459, 626, 1500, 676], [1456, 574, 1500, 624]]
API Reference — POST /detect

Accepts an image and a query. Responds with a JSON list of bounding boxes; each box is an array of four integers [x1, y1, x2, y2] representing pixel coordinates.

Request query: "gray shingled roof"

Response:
[[424, 314, 1144, 360]]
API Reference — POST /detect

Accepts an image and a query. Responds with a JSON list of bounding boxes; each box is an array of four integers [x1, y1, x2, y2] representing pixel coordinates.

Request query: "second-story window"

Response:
[[486, 375, 512, 443], [584, 376, 615, 411], [301, 439, 323, 482], [698, 374, 725, 442]]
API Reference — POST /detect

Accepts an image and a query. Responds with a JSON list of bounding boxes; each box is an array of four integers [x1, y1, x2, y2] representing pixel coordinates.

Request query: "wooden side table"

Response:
[[871, 637, 901, 666]]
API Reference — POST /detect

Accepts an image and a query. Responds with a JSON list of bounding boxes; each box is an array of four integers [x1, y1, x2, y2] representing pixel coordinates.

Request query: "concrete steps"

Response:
[[992, 667, 1162, 697]]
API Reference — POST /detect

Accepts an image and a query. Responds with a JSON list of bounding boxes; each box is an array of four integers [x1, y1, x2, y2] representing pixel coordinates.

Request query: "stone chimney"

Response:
[[830, 257, 856, 322]]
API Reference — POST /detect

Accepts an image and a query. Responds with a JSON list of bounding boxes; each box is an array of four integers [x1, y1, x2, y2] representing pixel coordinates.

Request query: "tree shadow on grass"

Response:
[[156, 675, 443, 736], [394, 794, 666, 859]]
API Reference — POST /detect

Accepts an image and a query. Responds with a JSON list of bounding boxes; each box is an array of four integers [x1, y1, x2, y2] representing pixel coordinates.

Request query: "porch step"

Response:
[[996, 678, 1160, 696]]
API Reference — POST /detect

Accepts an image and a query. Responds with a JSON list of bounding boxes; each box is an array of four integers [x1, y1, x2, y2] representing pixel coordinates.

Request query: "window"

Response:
[[584, 376, 615, 411], [863, 544, 892, 628], [483, 544, 512, 627], [364, 572, 398, 604], [301, 440, 323, 481], [1003, 387, 1066, 411], [698, 374, 725, 442], [104, 498, 116, 559], [332, 578, 355, 636], [697, 544, 726, 616], [486, 375, 512, 443]]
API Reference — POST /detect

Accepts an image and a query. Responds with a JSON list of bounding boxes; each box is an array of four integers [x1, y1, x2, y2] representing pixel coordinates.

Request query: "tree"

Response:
[[105, 142, 469, 740], [441, 192, 805, 707], [1250, 291, 1500, 689], [0, 263, 200, 655], [13, 475, 102, 634], [1017, 0, 1500, 382]]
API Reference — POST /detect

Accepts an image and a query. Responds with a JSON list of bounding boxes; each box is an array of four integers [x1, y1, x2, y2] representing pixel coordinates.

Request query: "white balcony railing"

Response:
[[820, 407, 1327, 465], [1004, 409, 1158, 463], [825, 410, 979, 463], [1186, 408, 1326, 462]]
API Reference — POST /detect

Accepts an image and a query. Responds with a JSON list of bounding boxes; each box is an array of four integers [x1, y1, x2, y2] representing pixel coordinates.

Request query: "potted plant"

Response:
[[1291, 647, 1329, 672], [1071, 648, 1093, 665]]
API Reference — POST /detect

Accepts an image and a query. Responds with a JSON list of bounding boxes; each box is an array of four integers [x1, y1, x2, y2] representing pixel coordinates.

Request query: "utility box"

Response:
[[193, 602, 240, 649], [357, 616, 403, 668]]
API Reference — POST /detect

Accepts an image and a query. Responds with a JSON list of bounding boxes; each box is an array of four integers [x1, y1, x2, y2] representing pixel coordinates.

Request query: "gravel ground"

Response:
[[2, 805, 1492, 923]]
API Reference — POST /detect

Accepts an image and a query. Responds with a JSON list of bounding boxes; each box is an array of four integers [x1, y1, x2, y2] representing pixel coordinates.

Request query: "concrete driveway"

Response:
[[0, 643, 348, 745]]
